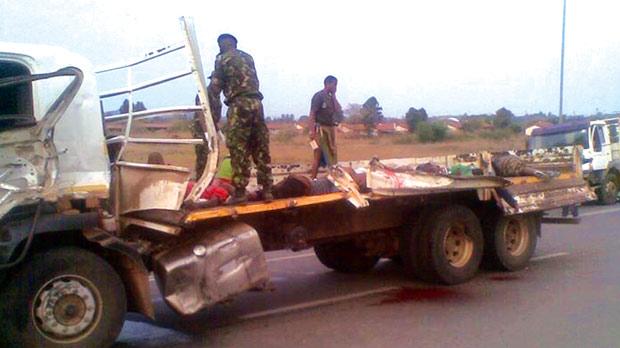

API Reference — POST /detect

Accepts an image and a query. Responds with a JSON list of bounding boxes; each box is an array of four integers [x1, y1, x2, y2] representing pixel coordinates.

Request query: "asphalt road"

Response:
[[114, 204, 620, 348]]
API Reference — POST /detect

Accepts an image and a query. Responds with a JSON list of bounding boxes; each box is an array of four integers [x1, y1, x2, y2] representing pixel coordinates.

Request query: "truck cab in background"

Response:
[[527, 118, 620, 204]]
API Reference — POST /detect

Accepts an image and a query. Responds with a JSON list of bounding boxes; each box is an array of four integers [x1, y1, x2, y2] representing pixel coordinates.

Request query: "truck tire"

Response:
[[404, 205, 483, 285], [400, 208, 433, 281], [482, 214, 537, 271], [0, 247, 126, 348], [598, 174, 618, 205], [314, 241, 379, 273]]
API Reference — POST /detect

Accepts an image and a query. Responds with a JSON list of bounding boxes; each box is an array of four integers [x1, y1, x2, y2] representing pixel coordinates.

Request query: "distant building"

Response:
[[445, 117, 462, 132], [338, 123, 367, 135], [376, 122, 408, 134], [525, 121, 554, 136]]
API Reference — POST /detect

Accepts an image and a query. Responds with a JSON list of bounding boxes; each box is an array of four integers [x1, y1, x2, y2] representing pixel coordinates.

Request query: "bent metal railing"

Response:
[[96, 16, 219, 205]]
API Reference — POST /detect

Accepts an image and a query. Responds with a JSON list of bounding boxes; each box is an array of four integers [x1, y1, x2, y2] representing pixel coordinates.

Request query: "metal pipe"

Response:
[[559, 0, 567, 123], [95, 43, 185, 73], [104, 105, 202, 122], [99, 70, 193, 98], [125, 137, 204, 145]]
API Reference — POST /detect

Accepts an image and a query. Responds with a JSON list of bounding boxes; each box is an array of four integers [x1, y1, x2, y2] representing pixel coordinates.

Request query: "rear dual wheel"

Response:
[[401, 205, 483, 285], [482, 214, 538, 271]]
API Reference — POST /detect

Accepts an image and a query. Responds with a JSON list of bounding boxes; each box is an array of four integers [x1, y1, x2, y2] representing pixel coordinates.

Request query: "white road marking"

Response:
[[578, 206, 620, 218], [530, 252, 569, 262], [274, 270, 318, 276], [266, 253, 315, 263], [238, 286, 399, 320]]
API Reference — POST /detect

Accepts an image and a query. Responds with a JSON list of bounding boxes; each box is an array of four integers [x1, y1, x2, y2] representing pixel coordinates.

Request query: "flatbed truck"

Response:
[[0, 18, 595, 347]]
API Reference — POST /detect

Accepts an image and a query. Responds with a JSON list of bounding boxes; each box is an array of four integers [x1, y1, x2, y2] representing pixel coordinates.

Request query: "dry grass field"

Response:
[[121, 123, 525, 172], [270, 133, 526, 164]]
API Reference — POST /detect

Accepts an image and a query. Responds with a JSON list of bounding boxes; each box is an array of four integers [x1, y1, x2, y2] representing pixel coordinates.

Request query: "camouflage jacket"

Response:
[[210, 49, 263, 106]]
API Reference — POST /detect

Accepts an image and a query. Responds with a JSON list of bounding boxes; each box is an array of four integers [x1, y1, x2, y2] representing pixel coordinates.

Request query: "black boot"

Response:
[[262, 184, 274, 202], [226, 189, 248, 205]]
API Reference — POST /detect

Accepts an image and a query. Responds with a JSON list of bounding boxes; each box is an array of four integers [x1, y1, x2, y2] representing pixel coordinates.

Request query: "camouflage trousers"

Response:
[[226, 97, 273, 192], [191, 114, 208, 179], [491, 154, 525, 177]]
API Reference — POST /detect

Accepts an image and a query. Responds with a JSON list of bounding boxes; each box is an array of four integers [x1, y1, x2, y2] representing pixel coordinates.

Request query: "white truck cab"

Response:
[[528, 118, 620, 204], [0, 43, 111, 218]]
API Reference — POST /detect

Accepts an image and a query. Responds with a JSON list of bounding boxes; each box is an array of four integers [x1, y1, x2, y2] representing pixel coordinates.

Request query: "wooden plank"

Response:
[[184, 192, 347, 223]]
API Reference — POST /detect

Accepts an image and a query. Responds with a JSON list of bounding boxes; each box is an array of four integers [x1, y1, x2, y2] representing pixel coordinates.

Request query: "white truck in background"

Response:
[[528, 118, 620, 204]]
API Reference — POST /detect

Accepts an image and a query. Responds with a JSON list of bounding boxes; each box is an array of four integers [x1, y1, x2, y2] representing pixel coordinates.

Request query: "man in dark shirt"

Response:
[[308, 75, 342, 179], [208, 33, 273, 204]]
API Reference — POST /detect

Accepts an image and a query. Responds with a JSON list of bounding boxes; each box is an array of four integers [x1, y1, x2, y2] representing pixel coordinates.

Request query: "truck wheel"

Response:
[[598, 174, 618, 205], [405, 205, 483, 285], [400, 208, 433, 281], [314, 241, 379, 273], [0, 247, 126, 348], [482, 214, 537, 271]]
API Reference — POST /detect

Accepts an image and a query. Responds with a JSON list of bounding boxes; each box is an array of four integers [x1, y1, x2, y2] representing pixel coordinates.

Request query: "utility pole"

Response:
[[559, 0, 567, 123]]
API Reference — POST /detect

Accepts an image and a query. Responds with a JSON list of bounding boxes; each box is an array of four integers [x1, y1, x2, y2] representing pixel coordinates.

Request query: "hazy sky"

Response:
[[2, 0, 619, 118]]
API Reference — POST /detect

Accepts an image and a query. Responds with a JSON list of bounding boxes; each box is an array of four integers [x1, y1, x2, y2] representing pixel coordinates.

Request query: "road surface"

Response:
[[114, 204, 620, 348]]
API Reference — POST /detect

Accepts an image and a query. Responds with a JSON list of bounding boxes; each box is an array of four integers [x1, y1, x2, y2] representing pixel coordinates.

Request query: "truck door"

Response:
[[590, 124, 611, 172], [0, 60, 83, 219]]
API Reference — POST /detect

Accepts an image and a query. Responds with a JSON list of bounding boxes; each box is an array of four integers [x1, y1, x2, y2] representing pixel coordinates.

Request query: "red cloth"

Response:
[[185, 179, 231, 201]]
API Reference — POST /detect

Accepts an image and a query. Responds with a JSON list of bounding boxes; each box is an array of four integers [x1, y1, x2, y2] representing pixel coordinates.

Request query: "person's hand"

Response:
[[309, 131, 316, 141]]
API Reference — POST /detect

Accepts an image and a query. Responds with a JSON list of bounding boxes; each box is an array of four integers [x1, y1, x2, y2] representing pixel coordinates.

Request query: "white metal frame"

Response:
[[97, 16, 219, 203]]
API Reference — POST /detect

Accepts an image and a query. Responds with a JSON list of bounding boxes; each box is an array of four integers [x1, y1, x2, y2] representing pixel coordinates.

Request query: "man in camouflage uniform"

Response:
[[208, 34, 272, 204]]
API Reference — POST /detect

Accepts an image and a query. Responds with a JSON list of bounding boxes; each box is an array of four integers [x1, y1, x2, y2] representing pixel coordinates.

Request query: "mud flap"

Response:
[[153, 222, 270, 315]]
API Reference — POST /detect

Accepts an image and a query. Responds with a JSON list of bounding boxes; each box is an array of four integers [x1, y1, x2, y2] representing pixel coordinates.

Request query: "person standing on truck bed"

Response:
[[207, 33, 273, 204], [309, 75, 343, 179]]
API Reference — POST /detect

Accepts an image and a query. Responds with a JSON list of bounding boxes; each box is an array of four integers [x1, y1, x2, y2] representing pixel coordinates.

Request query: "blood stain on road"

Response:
[[376, 287, 461, 305]]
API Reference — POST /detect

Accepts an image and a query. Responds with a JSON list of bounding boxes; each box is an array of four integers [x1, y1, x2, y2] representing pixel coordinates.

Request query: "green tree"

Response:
[[360, 97, 384, 135], [405, 107, 428, 132], [493, 107, 514, 128], [417, 122, 448, 143], [119, 99, 147, 113]]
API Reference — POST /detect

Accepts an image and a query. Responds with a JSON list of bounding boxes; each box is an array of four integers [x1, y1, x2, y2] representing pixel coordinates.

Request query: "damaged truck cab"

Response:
[[0, 45, 126, 348], [0, 17, 597, 348]]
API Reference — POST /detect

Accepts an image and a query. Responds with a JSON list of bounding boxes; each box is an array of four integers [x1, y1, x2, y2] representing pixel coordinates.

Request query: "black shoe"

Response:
[[226, 191, 248, 205], [263, 190, 274, 202]]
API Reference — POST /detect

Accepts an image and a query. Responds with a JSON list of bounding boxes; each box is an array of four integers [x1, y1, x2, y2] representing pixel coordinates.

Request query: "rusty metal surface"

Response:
[[503, 185, 596, 215], [183, 192, 347, 223], [504, 176, 586, 195], [153, 222, 270, 315], [497, 146, 596, 214]]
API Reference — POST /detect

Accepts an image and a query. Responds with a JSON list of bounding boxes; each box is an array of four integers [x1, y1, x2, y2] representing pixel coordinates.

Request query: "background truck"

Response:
[[527, 118, 620, 204], [0, 17, 595, 347]]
